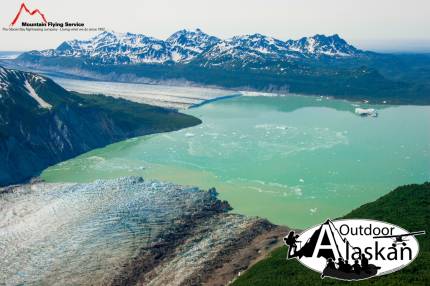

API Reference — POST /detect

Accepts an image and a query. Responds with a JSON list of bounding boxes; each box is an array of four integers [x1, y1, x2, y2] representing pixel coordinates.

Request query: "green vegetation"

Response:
[[232, 182, 430, 286], [70, 91, 202, 134], [16, 52, 430, 105], [0, 67, 201, 186]]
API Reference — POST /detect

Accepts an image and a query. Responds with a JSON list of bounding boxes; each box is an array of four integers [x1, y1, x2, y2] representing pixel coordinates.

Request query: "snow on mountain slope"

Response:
[[47, 31, 172, 64], [197, 33, 301, 67], [0, 66, 51, 109], [30, 30, 364, 66], [37, 29, 220, 64], [0, 67, 9, 92], [24, 80, 52, 109], [285, 34, 360, 57], [167, 28, 220, 62]]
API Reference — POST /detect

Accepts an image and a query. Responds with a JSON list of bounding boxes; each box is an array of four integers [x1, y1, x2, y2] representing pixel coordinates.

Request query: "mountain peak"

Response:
[[34, 30, 363, 67], [167, 28, 217, 41], [285, 34, 359, 57], [313, 33, 340, 39], [174, 28, 205, 34], [167, 29, 220, 62]]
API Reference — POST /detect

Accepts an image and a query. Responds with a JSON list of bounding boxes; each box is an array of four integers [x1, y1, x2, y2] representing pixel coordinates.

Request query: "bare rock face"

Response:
[[0, 177, 288, 286], [136, 215, 287, 286]]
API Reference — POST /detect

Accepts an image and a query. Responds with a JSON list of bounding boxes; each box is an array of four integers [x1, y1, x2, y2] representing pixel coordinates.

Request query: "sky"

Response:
[[1, 0, 430, 52]]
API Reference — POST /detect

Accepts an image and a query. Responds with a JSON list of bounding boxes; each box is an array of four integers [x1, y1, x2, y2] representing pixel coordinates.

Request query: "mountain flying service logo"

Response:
[[10, 2, 47, 26], [284, 219, 425, 281], [4, 2, 92, 31]]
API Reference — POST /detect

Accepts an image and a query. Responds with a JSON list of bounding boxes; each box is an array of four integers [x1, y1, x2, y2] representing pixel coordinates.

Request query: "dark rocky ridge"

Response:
[[114, 213, 287, 286], [0, 66, 201, 186]]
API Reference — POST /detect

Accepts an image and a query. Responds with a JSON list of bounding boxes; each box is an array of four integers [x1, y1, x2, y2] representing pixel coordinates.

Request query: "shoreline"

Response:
[[189, 94, 242, 108], [4, 60, 429, 107], [0, 65, 202, 187]]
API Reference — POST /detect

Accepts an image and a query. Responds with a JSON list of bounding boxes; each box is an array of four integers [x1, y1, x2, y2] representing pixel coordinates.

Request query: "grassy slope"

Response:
[[70, 91, 202, 134], [0, 68, 202, 186], [232, 182, 430, 286]]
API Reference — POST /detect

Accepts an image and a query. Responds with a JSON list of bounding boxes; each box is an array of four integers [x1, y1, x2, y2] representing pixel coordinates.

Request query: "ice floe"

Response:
[[355, 107, 377, 117]]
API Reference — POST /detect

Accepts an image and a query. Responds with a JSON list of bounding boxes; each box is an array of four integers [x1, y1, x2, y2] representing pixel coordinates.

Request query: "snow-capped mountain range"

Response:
[[32, 29, 364, 66]]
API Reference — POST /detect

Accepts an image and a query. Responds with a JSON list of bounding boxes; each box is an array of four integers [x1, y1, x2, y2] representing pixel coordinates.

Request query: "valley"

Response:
[[0, 26, 429, 286], [13, 29, 430, 105]]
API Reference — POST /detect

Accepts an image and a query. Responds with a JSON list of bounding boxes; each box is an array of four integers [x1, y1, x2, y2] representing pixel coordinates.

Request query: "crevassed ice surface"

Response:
[[0, 177, 213, 285], [51, 76, 235, 109], [42, 95, 430, 228]]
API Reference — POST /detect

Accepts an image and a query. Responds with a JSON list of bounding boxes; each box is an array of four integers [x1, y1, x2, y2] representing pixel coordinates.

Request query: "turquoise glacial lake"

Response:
[[42, 95, 430, 228]]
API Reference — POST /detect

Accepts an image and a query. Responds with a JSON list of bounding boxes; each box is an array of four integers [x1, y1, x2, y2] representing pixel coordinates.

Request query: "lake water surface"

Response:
[[42, 94, 430, 228]]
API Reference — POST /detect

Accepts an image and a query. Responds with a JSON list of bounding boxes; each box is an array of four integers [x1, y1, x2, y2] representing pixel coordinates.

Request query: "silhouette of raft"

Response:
[[321, 264, 381, 280]]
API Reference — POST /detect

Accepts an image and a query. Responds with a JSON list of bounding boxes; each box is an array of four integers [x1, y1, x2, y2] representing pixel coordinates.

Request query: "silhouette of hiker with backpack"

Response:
[[284, 231, 300, 257]]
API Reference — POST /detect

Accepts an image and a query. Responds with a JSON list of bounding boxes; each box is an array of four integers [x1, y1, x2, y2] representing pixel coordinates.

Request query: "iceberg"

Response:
[[354, 108, 377, 117]]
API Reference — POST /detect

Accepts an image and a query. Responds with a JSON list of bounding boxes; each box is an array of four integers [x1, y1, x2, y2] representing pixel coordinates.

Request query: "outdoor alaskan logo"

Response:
[[284, 219, 425, 281], [3, 2, 104, 32]]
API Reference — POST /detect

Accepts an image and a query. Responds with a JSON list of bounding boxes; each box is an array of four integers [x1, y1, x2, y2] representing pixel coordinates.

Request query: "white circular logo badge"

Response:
[[284, 219, 424, 281]]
